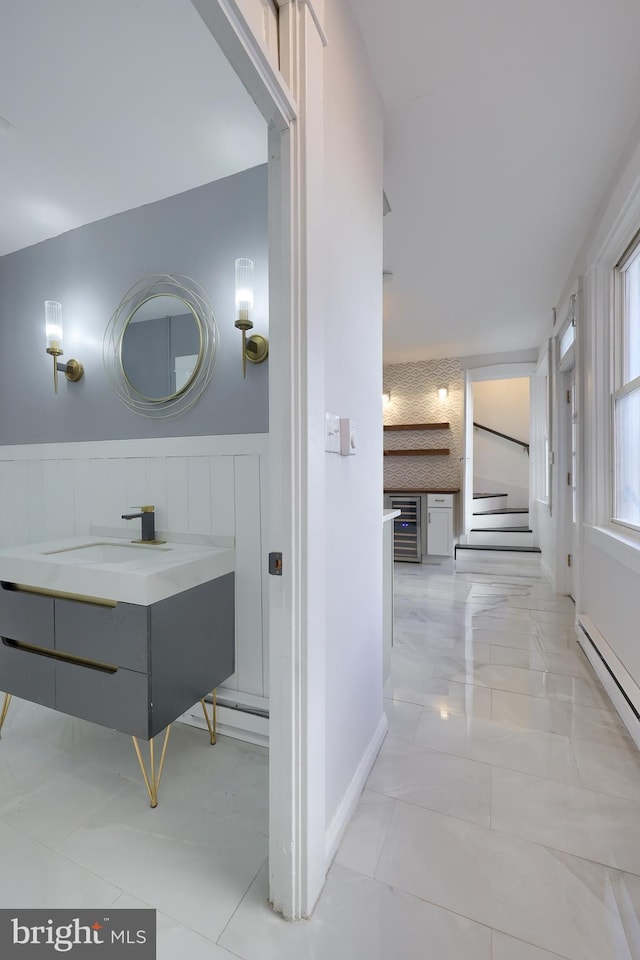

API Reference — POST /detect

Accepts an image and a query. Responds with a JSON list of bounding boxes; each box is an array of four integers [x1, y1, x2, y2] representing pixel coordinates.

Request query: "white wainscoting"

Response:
[[0, 435, 270, 717]]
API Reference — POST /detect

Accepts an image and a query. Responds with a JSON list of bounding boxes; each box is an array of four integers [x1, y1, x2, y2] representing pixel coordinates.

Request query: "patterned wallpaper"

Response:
[[383, 357, 463, 489]]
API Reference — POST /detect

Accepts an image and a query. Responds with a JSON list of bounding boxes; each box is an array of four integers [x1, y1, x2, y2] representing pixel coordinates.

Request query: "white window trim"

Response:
[[583, 164, 640, 559], [611, 236, 640, 534]]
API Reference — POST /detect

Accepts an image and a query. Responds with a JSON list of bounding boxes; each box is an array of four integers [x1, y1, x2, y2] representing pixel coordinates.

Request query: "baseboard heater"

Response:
[[178, 688, 269, 748], [577, 616, 640, 749]]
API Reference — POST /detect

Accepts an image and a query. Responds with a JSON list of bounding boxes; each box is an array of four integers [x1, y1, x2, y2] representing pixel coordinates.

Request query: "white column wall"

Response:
[[321, 0, 385, 849]]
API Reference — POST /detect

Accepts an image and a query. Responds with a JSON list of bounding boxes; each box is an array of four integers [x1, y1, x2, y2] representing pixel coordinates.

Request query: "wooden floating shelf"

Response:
[[384, 423, 450, 431], [383, 449, 450, 457]]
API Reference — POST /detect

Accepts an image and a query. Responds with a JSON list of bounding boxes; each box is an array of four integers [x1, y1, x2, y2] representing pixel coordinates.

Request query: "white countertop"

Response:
[[383, 509, 401, 523], [0, 535, 235, 606]]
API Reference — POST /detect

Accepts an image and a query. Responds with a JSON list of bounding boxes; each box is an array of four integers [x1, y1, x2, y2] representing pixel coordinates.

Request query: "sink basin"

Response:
[[0, 536, 235, 606], [42, 542, 173, 563]]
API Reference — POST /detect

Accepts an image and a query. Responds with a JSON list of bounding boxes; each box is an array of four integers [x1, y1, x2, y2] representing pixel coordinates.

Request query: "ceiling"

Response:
[[0, 0, 266, 258], [348, 0, 640, 362]]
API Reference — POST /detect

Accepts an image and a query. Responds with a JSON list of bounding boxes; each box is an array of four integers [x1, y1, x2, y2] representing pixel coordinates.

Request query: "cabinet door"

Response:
[[427, 508, 453, 556], [55, 599, 148, 673]]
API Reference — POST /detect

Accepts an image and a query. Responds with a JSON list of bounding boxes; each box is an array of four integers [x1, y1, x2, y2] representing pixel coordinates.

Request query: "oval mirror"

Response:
[[104, 275, 218, 420], [121, 294, 203, 402]]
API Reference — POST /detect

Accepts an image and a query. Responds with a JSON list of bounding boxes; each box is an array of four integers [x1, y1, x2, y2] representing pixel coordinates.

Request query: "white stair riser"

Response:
[[472, 512, 529, 530], [472, 496, 508, 512], [455, 550, 541, 575], [468, 529, 535, 547]]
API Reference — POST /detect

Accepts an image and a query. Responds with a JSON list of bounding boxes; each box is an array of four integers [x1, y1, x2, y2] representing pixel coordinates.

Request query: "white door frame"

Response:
[[557, 365, 577, 597], [461, 364, 537, 540], [191, 0, 317, 921]]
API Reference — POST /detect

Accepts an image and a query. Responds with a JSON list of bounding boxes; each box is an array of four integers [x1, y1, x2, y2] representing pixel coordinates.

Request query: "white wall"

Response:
[[321, 0, 385, 844], [473, 378, 530, 507], [543, 108, 640, 716]]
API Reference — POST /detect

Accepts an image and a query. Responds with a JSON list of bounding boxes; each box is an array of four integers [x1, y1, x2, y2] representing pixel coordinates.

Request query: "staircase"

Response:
[[455, 492, 541, 570]]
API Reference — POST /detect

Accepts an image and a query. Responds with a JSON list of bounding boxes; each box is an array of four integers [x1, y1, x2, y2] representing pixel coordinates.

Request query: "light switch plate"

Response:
[[340, 418, 357, 455], [325, 412, 341, 453]]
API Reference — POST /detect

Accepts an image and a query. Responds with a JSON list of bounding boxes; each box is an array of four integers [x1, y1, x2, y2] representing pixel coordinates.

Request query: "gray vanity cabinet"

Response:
[[0, 574, 234, 740], [0, 589, 55, 708]]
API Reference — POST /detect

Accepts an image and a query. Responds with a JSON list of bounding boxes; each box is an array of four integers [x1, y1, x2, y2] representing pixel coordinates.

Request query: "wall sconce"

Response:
[[44, 301, 84, 394], [234, 258, 268, 378], [437, 386, 448, 401], [382, 391, 391, 405]]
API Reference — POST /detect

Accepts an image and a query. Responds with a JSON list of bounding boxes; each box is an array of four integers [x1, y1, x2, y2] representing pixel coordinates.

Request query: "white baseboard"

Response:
[[324, 712, 389, 866], [577, 616, 640, 750]]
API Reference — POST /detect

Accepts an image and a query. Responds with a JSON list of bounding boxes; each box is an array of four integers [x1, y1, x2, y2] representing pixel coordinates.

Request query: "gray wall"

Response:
[[0, 164, 268, 444]]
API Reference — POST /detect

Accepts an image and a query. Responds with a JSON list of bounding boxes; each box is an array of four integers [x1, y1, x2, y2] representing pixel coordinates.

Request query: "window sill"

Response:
[[585, 524, 640, 577]]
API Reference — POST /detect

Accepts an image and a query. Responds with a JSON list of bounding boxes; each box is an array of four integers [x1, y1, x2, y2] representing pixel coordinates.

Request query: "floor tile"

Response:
[[112, 892, 237, 960], [220, 861, 492, 960], [492, 931, 570, 959], [572, 737, 640, 803], [491, 766, 640, 874], [56, 783, 268, 942], [383, 697, 423, 743], [488, 644, 592, 680], [414, 710, 581, 785], [491, 690, 635, 748], [375, 800, 640, 960], [0, 754, 130, 847], [366, 736, 491, 825], [388, 675, 493, 717], [334, 790, 396, 877], [0, 820, 123, 908], [470, 626, 575, 654], [433, 661, 609, 708]]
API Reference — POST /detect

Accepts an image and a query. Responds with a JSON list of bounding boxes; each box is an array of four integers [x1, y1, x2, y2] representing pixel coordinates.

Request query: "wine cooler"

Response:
[[389, 495, 421, 563]]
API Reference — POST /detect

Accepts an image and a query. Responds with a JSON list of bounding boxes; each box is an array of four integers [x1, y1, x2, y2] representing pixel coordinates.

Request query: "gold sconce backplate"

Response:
[[63, 359, 84, 382], [246, 334, 269, 365]]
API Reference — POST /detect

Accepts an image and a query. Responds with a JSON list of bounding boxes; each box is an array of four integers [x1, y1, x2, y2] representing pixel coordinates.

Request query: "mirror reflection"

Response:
[[121, 294, 202, 401]]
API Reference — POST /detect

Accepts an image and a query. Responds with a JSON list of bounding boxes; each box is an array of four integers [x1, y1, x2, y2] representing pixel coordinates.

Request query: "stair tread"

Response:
[[455, 544, 541, 554], [470, 526, 531, 533], [473, 508, 528, 515], [473, 492, 508, 499]]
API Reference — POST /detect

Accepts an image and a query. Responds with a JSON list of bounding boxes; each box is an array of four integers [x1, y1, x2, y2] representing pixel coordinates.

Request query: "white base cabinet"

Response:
[[426, 494, 454, 556]]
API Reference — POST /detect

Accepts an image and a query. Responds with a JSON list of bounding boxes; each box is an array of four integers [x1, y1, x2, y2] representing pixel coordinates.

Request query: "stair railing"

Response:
[[473, 422, 529, 455]]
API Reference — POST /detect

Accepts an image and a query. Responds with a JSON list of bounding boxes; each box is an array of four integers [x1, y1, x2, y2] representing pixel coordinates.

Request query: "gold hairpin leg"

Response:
[[0, 693, 12, 738], [200, 690, 217, 745], [132, 726, 171, 808]]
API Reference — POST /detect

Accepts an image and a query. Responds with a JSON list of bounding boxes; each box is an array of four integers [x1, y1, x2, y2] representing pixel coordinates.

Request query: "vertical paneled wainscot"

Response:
[[0, 435, 269, 744]]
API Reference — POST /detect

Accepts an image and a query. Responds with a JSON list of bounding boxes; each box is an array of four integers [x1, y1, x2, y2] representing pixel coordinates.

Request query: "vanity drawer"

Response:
[[55, 660, 150, 739], [0, 585, 54, 648], [427, 493, 454, 508], [0, 637, 55, 707], [54, 599, 149, 673]]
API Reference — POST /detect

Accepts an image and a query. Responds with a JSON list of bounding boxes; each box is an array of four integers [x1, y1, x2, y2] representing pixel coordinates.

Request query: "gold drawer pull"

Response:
[[2, 581, 117, 608], [2, 638, 118, 674]]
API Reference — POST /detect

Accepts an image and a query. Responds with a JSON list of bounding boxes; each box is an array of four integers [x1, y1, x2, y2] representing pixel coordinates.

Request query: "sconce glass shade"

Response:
[[437, 387, 448, 400], [45, 300, 63, 354], [235, 258, 254, 330]]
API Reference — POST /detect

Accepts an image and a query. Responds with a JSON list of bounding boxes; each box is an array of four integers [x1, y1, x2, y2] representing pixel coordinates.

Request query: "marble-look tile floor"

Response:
[[3, 558, 640, 959], [330, 559, 640, 960]]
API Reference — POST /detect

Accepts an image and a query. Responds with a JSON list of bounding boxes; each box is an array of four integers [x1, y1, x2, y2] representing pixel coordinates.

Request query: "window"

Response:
[[558, 294, 576, 371], [614, 238, 640, 529]]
